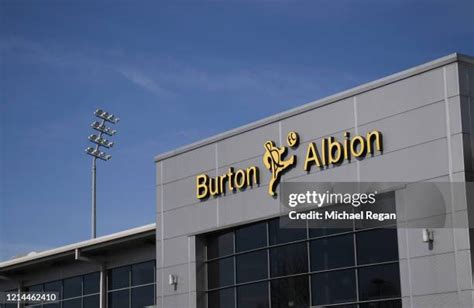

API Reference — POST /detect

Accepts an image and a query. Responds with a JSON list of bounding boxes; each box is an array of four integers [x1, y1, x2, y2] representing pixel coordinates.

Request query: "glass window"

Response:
[[83, 295, 100, 308], [270, 275, 309, 308], [62, 298, 81, 308], [269, 218, 306, 245], [131, 285, 155, 308], [83, 272, 100, 295], [270, 242, 308, 277], [235, 222, 267, 252], [63, 276, 82, 299], [44, 281, 62, 300], [357, 229, 398, 265], [237, 281, 269, 308], [207, 230, 234, 259], [309, 225, 353, 238], [310, 234, 354, 271], [208, 257, 234, 289], [108, 289, 129, 308], [359, 299, 402, 308], [26, 285, 43, 292], [311, 269, 356, 305], [208, 287, 235, 308], [236, 250, 268, 283], [108, 266, 130, 290], [358, 263, 401, 301], [132, 261, 155, 286]]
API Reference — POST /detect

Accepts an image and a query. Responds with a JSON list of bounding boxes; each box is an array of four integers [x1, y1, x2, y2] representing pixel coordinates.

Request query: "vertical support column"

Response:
[[100, 264, 106, 308], [16, 284, 21, 308], [92, 157, 97, 239]]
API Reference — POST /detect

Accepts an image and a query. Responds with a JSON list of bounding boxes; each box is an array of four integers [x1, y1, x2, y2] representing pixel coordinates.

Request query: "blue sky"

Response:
[[1, 0, 473, 261]]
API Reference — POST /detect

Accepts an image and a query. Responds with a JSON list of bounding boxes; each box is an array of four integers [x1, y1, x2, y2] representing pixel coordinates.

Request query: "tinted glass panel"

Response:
[[208, 257, 234, 289], [84, 272, 100, 295], [131, 285, 155, 308], [83, 295, 100, 308], [359, 264, 401, 301], [269, 218, 306, 245], [357, 229, 398, 265], [26, 285, 43, 292], [271, 275, 309, 308], [309, 227, 352, 238], [208, 287, 235, 308], [270, 242, 308, 277], [207, 230, 234, 259], [311, 269, 356, 305], [236, 250, 268, 283], [237, 281, 269, 308], [235, 222, 267, 252], [44, 281, 62, 300], [108, 289, 129, 308], [359, 299, 402, 308], [132, 261, 155, 286], [63, 276, 82, 299], [108, 266, 130, 290], [62, 298, 81, 308], [310, 234, 354, 271]]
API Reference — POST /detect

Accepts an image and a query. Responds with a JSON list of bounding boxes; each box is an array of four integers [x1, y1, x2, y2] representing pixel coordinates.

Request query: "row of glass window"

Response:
[[208, 212, 396, 261], [208, 228, 398, 289], [107, 261, 156, 308], [208, 263, 401, 307], [1, 261, 155, 308], [209, 265, 401, 307]]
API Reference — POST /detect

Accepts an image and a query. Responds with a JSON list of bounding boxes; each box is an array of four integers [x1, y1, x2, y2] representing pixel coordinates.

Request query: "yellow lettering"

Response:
[[196, 174, 209, 199], [246, 166, 259, 186], [235, 169, 246, 189], [304, 142, 323, 171], [351, 136, 366, 157], [328, 137, 343, 164], [366, 130, 383, 154]]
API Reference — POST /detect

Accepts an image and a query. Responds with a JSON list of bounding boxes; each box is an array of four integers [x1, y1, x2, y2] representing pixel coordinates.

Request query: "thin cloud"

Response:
[[117, 67, 172, 97], [0, 36, 356, 103]]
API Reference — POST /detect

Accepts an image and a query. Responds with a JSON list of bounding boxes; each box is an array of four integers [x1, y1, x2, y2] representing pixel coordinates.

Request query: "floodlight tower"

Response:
[[85, 109, 119, 238]]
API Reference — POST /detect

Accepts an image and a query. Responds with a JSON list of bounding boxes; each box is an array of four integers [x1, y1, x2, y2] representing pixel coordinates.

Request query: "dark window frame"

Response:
[[204, 193, 400, 308]]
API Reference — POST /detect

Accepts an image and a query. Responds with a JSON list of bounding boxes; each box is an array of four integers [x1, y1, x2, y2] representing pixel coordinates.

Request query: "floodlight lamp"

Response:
[[91, 121, 116, 136], [94, 108, 119, 124], [88, 134, 114, 148], [85, 147, 112, 161]]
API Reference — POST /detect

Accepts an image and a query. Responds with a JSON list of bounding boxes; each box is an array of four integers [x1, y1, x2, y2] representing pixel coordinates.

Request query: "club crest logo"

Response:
[[263, 132, 299, 196]]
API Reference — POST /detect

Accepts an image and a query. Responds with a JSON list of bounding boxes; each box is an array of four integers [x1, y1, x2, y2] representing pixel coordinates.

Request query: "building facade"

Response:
[[154, 53, 474, 308]]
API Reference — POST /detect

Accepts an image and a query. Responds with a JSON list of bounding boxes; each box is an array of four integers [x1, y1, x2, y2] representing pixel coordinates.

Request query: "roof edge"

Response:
[[154, 52, 472, 162], [0, 223, 156, 270]]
